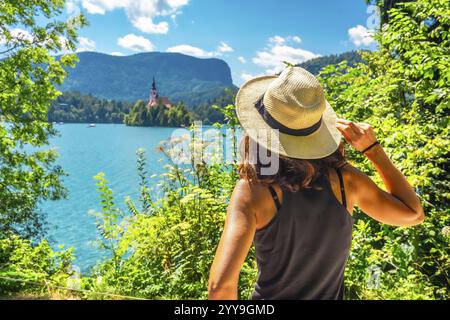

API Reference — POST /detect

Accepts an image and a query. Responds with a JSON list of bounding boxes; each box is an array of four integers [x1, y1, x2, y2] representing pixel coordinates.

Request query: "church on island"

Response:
[[147, 77, 172, 109]]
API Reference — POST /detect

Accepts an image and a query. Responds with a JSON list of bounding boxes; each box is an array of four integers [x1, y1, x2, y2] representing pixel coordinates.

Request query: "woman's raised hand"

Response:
[[335, 119, 378, 153], [335, 118, 424, 226]]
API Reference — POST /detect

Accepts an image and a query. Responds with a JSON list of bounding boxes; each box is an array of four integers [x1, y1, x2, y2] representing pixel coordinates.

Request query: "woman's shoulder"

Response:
[[341, 163, 370, 181], [340, 163, 375, 196], [233, 179, 281, 211], [234, 179, 278, 198]]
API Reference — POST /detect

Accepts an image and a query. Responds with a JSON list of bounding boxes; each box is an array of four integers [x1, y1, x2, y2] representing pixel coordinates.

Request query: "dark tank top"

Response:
[[251, 168, 353, 300]]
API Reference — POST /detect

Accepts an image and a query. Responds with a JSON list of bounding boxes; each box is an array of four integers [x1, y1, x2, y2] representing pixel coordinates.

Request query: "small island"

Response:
[[124, 77, 192, 127], [48, 77, 193, 127]]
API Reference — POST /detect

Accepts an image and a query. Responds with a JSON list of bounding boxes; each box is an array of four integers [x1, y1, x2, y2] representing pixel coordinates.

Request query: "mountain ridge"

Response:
[[57, 50, 363, 108], [297, 50, 364, 75], [58, 51, 236, 106]]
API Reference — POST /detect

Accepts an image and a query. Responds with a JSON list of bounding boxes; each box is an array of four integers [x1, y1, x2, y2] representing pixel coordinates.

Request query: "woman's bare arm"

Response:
[[208, 180, 258, 299], [336, 119, 424, 226]]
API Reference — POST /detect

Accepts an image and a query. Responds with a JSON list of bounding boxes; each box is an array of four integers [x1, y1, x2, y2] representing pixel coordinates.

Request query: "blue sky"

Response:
[[63, 1, 378, 85]]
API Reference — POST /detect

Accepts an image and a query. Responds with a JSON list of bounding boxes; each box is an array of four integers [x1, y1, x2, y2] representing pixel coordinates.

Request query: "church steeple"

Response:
[[151, 76, 158, 100], [148, 76, 172, 109], [152, 76, 157, 92]]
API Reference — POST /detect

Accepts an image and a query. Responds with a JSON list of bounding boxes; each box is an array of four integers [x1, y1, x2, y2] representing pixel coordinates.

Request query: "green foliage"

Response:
[[0, 235, 75, 298], [48, 91, 131, 123], [124, 100, 192, 127], [89, 173, 126, 272], [365, 0, 414, 25], [319, 0, 449, 299], [192, 88, 238, 124], [0, 0, 86, 239], [135, 149, 153, 214]]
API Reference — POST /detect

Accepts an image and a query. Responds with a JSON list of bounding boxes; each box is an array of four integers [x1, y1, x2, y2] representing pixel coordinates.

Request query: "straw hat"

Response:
[[235, 67, 342, 159]]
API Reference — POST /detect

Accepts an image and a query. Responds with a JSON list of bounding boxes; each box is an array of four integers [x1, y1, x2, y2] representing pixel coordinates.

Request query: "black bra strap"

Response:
[[335, 168, 347, 208], [268, 185, 281, 211]]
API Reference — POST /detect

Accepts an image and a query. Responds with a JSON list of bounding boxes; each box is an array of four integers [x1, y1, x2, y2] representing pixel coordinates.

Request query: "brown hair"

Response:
[[238, 135, 346, 192]]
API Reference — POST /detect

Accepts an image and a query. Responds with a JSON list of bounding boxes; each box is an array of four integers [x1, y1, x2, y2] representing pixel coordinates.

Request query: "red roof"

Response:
[[148, 97, 172, 109]]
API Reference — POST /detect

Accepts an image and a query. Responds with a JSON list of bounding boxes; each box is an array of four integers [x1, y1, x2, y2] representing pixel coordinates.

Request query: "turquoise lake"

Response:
[[42, 124, 184, 272]]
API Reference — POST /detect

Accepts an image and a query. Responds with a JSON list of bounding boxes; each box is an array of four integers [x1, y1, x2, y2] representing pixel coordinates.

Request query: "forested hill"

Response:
[[298, 51, 364, 75], [48, 91, 130, 124], [58, 52, 237, 107]]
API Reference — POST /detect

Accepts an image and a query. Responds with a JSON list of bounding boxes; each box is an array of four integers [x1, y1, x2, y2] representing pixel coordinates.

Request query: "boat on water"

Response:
[[88, 124, 96, 128]]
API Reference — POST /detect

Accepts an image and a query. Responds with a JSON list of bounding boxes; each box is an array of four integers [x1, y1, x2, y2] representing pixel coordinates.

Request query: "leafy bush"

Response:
[[319, 0, 449, 299], [0, 0, 86, 240], [0, 236, 76, 299]]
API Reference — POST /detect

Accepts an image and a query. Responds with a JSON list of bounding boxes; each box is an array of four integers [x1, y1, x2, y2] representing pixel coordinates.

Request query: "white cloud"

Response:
[[117, 33, 154, 52], [80, 0, 111, 14], [269, 35, 286, 45], [111, 51, 124, 56], [167, 41, 234, 58], [290, 36, 301, 43], [133, 18, 169, 34], [66, 0, 79, 14], [167, 44, 214, 58], [238, 56, 247, 63], [217, 41, 233, 53], [167, 0, 189, 6], [268, 35, 301, 46], [76, 0, 189, 34], [252, 37, 319, 74], [0, 28, 33, 44], [76, 36, 96, 52], [12, 28, 32, 41], [348, 25, 375, 47], [241, 73, 253, 82], [241, 72, 263, 82]]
